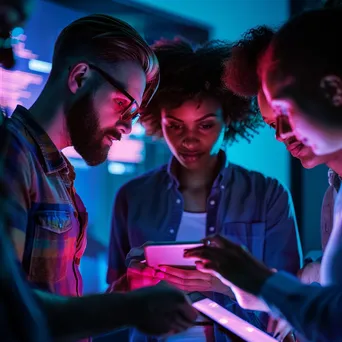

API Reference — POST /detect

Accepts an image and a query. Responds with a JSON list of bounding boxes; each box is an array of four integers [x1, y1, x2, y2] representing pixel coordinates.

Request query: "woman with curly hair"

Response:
[[224, 1, 342, 259], [106, 38, 302, 342], [225, 24, 342, 175]]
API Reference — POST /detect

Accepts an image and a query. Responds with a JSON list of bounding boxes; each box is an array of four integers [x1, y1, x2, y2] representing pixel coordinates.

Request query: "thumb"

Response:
[[195, 261, 216, 275], [196, 262, 233, 287]]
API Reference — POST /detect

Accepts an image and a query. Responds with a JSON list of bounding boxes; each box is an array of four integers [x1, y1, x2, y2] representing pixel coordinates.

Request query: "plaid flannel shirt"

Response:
[[4, 105, 88, 296]]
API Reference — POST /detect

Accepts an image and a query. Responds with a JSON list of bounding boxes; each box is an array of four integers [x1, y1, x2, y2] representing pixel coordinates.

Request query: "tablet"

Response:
[[144, 241, 203, 268], [188, 292, 277, 342]]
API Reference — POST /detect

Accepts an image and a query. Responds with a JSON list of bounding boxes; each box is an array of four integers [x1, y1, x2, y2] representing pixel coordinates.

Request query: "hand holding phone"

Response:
[[127, 259, 160, 290], [144, 241, 203, 268], [155, 265, 213, 292], [125, 243, 161, 290]]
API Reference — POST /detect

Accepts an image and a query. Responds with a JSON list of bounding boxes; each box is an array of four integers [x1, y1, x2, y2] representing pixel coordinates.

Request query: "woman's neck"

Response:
[[178, 155, 220, 191]]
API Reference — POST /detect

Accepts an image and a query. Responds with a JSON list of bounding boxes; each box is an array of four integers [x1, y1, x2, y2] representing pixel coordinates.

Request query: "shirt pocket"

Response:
[[29, 211, 74, 283], [222, 222, 266, 262]]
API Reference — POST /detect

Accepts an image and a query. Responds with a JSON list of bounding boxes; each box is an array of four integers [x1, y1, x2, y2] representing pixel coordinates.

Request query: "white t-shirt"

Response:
[[176, 211, 207, 241], [167, 211, 207, 342]]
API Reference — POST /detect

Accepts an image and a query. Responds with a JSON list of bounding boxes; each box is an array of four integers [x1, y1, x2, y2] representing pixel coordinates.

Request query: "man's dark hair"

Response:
[[51, 14, 159, 109], [223, 26, 274, 98], [141, 37, 263, 143], [261, 8, 342, 129], [324, 0, 342, 8]]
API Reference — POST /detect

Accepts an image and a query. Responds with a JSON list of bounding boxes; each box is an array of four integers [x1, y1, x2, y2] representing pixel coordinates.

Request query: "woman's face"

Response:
[[257, 90, 334, 168], [161, 97, 226, 170], [288, 106, 342, 156], [261, 63, 342, 156]]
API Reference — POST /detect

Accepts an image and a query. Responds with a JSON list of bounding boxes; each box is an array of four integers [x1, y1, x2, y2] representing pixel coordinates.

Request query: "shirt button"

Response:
[[210, 200, 215, 206], [169, 228, 175, 234], [209, 226, 215, 232], [220, 185, 225, 190], [176, 199, 181, 204]]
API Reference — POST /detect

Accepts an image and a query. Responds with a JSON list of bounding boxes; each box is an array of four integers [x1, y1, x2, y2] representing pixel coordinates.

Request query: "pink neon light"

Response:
[[0, 32, 42, 111], [13, 41, 38, 60], [0, 67, 43, 111], [63, 139, 144, 163], [107, 139, 144, 162]]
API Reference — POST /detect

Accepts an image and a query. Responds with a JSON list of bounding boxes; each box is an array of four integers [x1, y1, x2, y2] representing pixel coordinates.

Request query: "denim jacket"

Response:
[[107, 151, 302, 342]]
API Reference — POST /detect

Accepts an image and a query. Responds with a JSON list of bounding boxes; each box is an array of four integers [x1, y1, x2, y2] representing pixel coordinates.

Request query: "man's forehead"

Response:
[[105, 60, 146, 106], [262, 70, 295, 108]]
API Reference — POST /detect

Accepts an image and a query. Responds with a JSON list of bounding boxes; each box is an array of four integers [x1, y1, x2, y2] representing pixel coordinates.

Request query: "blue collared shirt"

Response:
[[261, 184, 342, 342], [261, 272, 342, 342], [107, 151, 302, 341]]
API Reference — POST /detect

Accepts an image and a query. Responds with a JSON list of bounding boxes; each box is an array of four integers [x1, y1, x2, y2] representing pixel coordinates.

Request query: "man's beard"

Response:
[[66, 91, 111, 166]]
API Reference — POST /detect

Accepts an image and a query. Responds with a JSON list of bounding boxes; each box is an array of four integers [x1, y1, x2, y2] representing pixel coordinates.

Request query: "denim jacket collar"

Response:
[[11, 105, 69, 175]]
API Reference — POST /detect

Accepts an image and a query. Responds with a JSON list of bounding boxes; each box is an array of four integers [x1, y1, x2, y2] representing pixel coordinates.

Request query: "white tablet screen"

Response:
[[192, 298, 277, 342]]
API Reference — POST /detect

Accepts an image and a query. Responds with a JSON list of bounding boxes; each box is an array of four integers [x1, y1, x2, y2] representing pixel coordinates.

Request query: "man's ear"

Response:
[[68, 63, 90, 94], [320, 75, 342, 107]]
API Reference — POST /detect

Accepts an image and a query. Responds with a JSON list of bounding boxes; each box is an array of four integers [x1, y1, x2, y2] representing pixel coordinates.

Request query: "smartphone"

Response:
[[144, 241, 202, 268], [188, 292, 277, 342]]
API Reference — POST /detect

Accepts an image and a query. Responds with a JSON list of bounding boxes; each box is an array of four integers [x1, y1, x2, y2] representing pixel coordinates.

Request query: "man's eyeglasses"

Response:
[[276, 114, 294, 140], [88, 64, 141, 125]]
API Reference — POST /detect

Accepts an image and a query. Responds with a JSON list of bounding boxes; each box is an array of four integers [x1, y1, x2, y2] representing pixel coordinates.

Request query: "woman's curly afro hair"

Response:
[[140, 37, 264, 143]]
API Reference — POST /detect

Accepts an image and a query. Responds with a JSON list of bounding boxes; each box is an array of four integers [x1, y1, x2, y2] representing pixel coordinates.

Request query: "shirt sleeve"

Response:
[[320, 185, 335, 252], [261, 271, 342, 342], [106, 186, 131, 291], [3, 129, 33, 261], [264, 180, 303, 274]]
